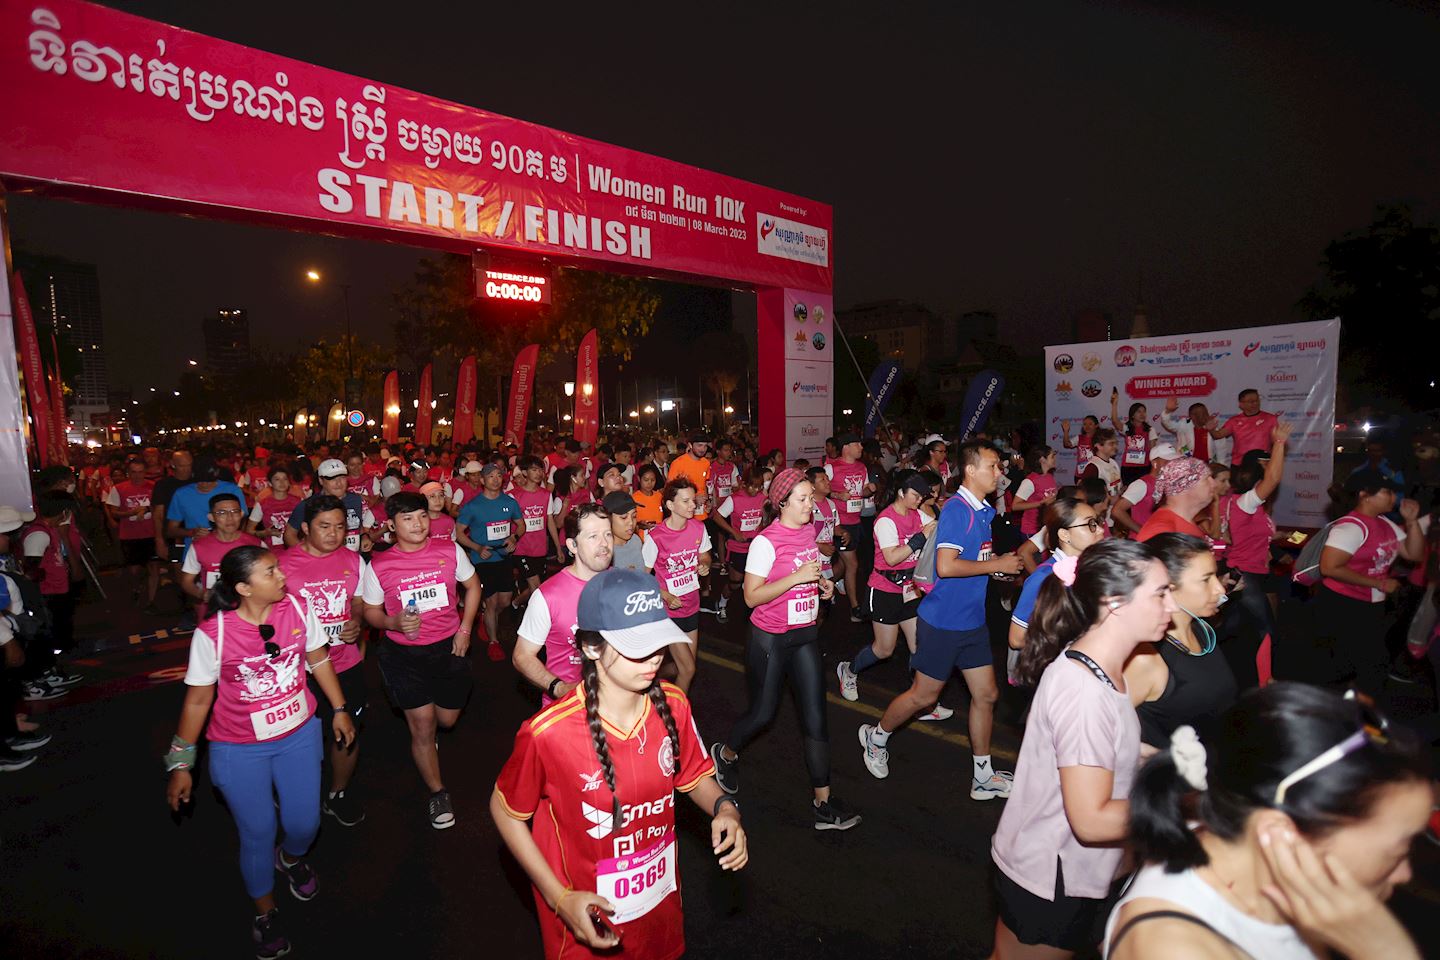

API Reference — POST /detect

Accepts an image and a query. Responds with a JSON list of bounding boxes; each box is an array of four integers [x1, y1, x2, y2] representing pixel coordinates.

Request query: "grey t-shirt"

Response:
[[612, 534, 646, 573]]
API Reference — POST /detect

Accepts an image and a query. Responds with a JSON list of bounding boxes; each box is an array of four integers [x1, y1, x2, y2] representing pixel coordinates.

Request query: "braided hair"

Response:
[[578, 629, 683, 831]]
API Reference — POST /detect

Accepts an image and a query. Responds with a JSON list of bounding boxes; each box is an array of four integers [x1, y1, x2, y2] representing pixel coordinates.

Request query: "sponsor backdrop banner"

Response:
[[782, 289, 833, 461], [959, 368, 1004, 441], [415, 363, 433, 444], [1044, 319, 1340, 527], [452, 355, 476, 446], [2, 0, 831, 293], [573, 329, 599, 446], [0, 265, 33, 505], [504, 344, 539, 446], [862, 360, 902, 438]]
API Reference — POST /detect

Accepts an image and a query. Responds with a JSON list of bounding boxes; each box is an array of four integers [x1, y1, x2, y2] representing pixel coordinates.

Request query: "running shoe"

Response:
[[6, 730, 52, 751], [274, 848, 319, 901], [836, 662, 859, 702], [710, 742, 739, 794], [917, 704, 954, 722], [22, 681, 64, 702], [252, 907, 291, 960], [323, 789, 366, 827], [42, 666, 83, 687], [0, 748, 37, 772], [715, 597, 728, 623], [698, 602, 718, 615], [858, 724, 889, 779], [428, 789, 456, 829], [970, 770, 1015, 801], [813, 796, 861, 832], [486, 641, 505, 662]]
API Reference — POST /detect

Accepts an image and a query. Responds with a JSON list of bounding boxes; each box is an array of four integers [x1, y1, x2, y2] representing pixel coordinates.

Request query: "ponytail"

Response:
[[578, 630, 622, 829], [1129, 749, 1206, 871], [1016, 577, 1086, 684]]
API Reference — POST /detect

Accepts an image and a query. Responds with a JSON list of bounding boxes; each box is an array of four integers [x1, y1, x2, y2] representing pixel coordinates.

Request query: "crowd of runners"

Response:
[[5, 385, 1440, 959]]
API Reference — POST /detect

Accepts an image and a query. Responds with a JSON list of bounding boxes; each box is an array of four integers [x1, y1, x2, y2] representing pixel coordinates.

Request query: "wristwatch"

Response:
[[713, 795, 740, 818], [547, 677, 563, 699], [335, 702, 352, 716]]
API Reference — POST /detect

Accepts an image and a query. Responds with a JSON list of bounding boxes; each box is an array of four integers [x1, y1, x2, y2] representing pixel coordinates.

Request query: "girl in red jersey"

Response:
[[492, 567, 747, 960]]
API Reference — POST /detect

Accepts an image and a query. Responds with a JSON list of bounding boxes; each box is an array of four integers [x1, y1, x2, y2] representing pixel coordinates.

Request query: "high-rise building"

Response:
[[16, 253, 109, 423], [204, 308, 250, 377]]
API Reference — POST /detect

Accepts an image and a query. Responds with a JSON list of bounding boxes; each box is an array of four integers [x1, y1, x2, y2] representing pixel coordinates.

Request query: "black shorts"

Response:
[[474, 560, 515, 598], [513, 555, 546, 582], [310, 661, 369, 726], [671, 612, 699, 633], [378, 637, 472, 711], [120, 538, 157, 566], [993, 858, 1120, 952], [166, 541, 185, 564], [866, 585, 920, 625], [704, 517, 724, 545], [837, 522, 864, 552]]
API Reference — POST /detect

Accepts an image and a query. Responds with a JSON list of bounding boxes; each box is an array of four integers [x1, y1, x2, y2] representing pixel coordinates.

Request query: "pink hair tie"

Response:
[[1052, 553, 1079, 587]]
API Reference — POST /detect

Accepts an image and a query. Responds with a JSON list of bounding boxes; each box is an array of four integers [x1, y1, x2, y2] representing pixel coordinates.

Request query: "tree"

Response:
[[832, 330, 881, 426], [1300, 205, 1440, 409]]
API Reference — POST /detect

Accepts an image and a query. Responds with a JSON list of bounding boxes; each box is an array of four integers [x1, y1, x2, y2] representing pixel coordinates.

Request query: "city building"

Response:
[[204, 308, 250, 377], [16, 253, 109, 425]]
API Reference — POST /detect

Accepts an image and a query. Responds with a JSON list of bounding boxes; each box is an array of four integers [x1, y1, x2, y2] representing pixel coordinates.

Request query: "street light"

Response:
[[305, 268, 354, 410], [643, 404, 654, 414], [724, 405, 734, 415], [564, 382, 575, 397], [629, 410, 639, 418], [187, 359, 198, 366]]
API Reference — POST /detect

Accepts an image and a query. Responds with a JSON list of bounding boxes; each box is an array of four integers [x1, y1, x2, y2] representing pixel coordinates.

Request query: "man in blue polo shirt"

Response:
[[163, 457, 245, 550], [455, 462, 522, 662], [859, 441, 1025, 800]]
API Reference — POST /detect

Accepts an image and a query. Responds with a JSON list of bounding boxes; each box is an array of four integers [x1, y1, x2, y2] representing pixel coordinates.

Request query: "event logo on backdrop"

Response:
[[783, 290, 833, 461], [1044, 319, 1340, 528]]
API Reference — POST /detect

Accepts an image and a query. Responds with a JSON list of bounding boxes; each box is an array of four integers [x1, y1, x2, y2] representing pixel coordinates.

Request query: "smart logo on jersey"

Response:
[[757, 212, 829, 266]]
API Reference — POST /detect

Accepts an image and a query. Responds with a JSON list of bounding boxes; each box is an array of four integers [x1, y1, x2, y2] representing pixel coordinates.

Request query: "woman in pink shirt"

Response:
[[991, 539, 1175, 958], [708, 470, 856, 831], [165, 545, 355, 960], [641, 477, 711, 693], [710, 465, 768, 626]]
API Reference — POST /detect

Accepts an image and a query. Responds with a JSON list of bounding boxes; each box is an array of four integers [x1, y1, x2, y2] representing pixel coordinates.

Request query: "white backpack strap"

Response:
[[213, 610, 224, 666]]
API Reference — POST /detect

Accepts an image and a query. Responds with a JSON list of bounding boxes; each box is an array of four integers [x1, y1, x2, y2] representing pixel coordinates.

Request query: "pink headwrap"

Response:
[[768, 468, 806, 511], [1154, 456, 1208, 503]]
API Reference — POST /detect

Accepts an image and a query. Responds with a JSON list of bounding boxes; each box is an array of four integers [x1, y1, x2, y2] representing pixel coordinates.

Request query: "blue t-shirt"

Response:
[[457, 492, 522, 564], [1010, 556, 1059, 630], [918, 487, 995, 631], [166, 481, 246, 547]]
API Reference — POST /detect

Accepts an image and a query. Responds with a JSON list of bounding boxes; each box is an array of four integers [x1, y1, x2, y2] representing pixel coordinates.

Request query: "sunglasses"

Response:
[[1273, 690, 1389, 806], [259, 623, 280, 660]]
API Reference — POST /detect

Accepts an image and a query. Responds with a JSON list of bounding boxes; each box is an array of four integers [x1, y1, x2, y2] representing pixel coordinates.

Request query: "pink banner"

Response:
[[415, 363, 433, 445], [46, 364, 68, 465], [382, 371, 399, 445], [452, 355, 476, 446], [504, 344, 539, 446], [10, 271, 51, 467], [573, 330, 599, 445], [2, 0, 832, 294]]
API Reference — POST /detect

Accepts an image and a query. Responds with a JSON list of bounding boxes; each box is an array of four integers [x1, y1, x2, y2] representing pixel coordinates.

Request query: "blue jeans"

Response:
[[209, 716, 322, 899]]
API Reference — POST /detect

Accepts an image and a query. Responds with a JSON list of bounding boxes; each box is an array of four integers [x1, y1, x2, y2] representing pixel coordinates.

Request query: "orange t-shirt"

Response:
[[1136, 508, 1206, 542], [632, 489, 664, 528], [666, 454, 713, 520]]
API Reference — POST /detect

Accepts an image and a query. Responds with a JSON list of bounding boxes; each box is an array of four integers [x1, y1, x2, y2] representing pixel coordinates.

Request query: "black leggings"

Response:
[[725, 624, 830, 789], [1314, 586, 1388, 696]]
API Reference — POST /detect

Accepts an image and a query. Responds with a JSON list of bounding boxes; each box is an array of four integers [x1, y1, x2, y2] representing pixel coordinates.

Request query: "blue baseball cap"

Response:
[[577, 568, 692, 659]]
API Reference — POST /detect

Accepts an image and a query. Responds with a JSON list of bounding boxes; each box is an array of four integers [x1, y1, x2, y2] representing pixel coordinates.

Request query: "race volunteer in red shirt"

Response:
[[105, 458, 160, 612], [1211, 388, 1280, 465], [492, 568, 747, 960]]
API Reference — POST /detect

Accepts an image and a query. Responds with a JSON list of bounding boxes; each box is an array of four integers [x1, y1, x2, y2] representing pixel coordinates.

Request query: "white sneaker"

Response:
[[917, 704, 954, 721], [970, 770, 1015, 801], [836, 661, 859, 702], [858, 724, 889, 779]]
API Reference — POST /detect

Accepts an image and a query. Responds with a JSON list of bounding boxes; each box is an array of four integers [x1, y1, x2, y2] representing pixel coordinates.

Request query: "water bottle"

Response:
[[405, 596, 419, 619]]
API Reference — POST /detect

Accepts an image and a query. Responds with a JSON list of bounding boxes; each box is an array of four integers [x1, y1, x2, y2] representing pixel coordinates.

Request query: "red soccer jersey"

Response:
[[495, 682, 715, 960]]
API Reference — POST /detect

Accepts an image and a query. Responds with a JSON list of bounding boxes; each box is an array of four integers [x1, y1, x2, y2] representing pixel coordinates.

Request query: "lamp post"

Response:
[[306, 269, 354, 412]]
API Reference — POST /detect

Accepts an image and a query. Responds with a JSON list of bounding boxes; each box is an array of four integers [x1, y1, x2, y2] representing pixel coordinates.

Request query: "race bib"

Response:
[[595, 833, 677, 924], [321, 620, 348, 645], [666, 570, 698, 597], [845, 497, 864, 514], [270, 534, 285, 547], [205, 570, 221, 589], [249, 689, 309, 741], [787, 592, 819, 626], [977, 540, 994, 563], [524, 515, 544, 533], [344, 532, 361, 552], [486, 520, 512, 542], [739, 514, 761, 533], [716, 483, 733, 499], [1123, 436, 1147, 466], [401, 582, 449, 613], [902, 580, 920, 603]]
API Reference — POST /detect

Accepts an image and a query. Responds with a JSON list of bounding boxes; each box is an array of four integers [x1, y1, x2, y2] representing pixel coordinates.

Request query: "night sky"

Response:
[[9, 0, 1440, 393]]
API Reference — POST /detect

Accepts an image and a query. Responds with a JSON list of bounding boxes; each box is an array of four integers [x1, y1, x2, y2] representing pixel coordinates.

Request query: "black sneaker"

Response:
[[273, 848, 319, 901], [428, 789, 456, 830], [710, 742, 739, 794], [814, 796, 862, 832], [22, 681, 64, 702], [323, 789, 366, 827], [0, 747, 37, 772], [42, 666, 83, 687], [252, 906, 291, 959], [6, 730, 51, 751]]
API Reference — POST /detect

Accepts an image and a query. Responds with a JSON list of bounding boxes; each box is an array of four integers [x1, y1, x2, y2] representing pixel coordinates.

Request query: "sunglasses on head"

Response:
[[1273, 689, 1389, 806], [259, 623, 280, 660]]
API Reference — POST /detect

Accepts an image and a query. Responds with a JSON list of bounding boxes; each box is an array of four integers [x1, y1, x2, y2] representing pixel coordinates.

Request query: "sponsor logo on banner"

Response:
[[1053, 354, 1074, 373], [757, 213, 829, 266], [1244, 336, 1329, 357], [812, 305, 826, 325], [1055, 380, 1073, 399], [792, 380, 829, 397], [1081, 353, 1102, 371], [811, 332, 826, 351], [793, 302, 808, 322], [1081, 380, 1103, 398], [1114, 346, 1137, 367], [1267, 371, 1298, 384]]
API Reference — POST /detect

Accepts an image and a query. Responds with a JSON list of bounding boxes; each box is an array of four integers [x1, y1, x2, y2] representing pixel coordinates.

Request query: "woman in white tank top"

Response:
[[1106, 684, 1430, 960]]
